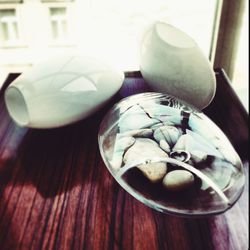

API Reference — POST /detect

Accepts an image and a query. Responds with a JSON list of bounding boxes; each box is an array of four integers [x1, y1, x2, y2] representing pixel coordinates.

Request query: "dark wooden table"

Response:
[[0, 69, 248, 250]]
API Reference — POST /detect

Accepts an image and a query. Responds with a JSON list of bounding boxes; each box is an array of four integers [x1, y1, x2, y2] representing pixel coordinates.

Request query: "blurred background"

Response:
[[0, 0, 248, 111]]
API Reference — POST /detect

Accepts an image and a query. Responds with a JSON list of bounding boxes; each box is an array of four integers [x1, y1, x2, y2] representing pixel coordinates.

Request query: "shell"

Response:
[[153, 125, 181, 146], [170, 150, 191, 163]]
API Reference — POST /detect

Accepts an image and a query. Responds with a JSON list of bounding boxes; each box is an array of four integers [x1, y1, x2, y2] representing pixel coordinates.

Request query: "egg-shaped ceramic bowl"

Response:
[[98, 92, 245, 217]]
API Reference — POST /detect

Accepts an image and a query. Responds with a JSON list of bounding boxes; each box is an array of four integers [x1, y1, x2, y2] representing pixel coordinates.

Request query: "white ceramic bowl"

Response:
[[140, 22, 216, 109], [5, 54, 124, 128]]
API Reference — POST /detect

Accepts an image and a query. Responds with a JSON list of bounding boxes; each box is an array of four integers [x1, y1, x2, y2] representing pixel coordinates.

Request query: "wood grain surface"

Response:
[[0, 69, 248, 250]]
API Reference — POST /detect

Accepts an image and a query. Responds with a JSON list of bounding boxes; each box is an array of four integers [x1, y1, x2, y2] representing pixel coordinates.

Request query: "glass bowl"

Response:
[[98, 92, 245, 217]]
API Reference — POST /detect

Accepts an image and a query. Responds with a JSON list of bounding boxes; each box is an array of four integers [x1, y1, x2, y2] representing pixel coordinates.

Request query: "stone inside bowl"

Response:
[[98, 92, 245, 217]]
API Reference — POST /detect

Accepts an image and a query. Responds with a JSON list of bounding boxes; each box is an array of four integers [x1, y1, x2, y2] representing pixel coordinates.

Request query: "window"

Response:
[[1, 0, 247, 109], [232, 1, 249, 111], [74, 0, 218, 70], [50, 7, 68, 42], [0, 9, 19, 45]]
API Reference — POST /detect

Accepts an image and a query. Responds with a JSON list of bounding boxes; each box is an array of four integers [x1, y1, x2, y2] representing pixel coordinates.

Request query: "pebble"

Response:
[[153, 125, 181, 146], [162, 170, 195, 191], [123, 138, 168, 182], [137, 162, 168, 183]]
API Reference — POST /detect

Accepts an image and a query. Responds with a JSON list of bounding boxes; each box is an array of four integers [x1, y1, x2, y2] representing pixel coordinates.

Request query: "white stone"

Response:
[[162, 170, 194, 191], [137, 162, 168, 183]]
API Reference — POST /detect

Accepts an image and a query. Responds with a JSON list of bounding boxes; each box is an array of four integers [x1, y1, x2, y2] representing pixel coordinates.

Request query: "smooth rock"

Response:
[[123, 138, 168, 182], [153, 125, 181, 146], [137, 162, 169, 183], [162, 170, 195, 191]]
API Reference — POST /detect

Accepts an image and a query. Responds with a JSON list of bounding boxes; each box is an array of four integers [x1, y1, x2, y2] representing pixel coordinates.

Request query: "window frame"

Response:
[[44, 2, 73, 47], [49, 7, 68, 42], [212, 0, 246, 79], [0, 7, 20, 46]]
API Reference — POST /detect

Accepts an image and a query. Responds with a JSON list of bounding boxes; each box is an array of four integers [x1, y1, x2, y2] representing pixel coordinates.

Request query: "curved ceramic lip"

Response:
[[98, 92, 245, 217], [153, 21, 198, 51], [4, 85, 30, 127]]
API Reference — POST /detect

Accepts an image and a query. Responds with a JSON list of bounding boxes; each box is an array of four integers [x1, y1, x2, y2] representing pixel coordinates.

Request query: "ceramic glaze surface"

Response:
[[98, 92, 245, 217], [4, 54, 124, 128], [140, 22, 216, 109]]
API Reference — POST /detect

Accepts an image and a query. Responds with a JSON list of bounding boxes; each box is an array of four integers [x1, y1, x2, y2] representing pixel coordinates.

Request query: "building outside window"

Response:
[[0, 0, 248, 110], [49, 7, 68, 42], [0, 8, 19, 45]]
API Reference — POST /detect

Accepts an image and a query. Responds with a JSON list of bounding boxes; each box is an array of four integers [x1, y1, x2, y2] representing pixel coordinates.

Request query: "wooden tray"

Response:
[[0, 69, 248, 250]]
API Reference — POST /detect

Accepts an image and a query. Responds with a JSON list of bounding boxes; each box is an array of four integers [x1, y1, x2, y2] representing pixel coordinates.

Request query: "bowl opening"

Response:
[[5, 86, 29, 126]]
